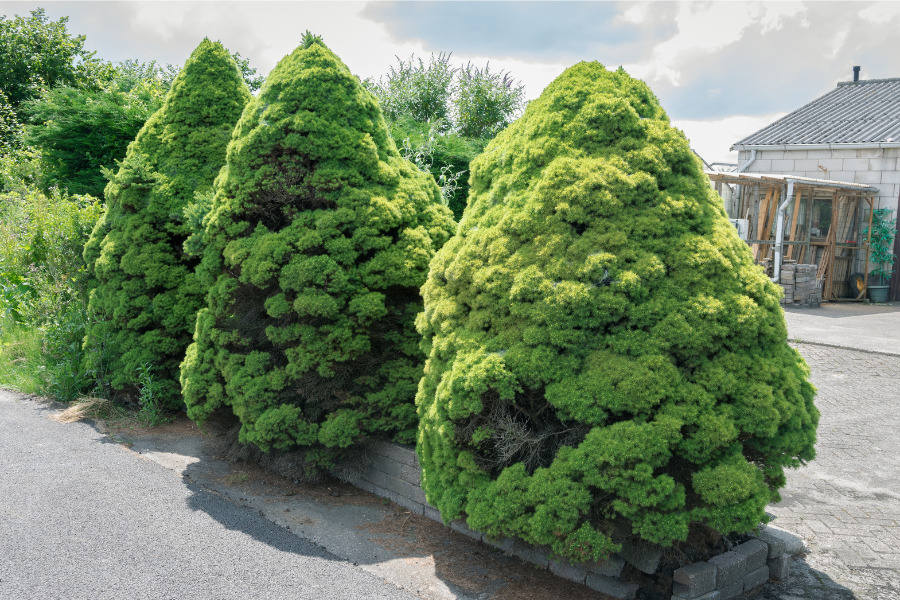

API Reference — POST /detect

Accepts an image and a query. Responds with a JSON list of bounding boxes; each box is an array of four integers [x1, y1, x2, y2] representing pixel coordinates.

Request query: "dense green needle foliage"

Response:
[[180, 38, 455, 467], [416, 63, 819, 563], [83, 39, 250, 407]]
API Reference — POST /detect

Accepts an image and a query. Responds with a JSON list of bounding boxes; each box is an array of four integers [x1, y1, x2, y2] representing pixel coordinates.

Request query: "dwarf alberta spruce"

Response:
[[82, 39, 250, 407], [179, 37, 455, 466], [415, 63, 818, 562]]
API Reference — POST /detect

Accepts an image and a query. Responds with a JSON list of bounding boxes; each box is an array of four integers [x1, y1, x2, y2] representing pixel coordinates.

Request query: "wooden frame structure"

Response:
[[706, 172, 878, 302]]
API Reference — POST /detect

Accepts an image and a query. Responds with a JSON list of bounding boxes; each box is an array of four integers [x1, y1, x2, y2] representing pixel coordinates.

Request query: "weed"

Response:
[[136, 363, 173, 427]]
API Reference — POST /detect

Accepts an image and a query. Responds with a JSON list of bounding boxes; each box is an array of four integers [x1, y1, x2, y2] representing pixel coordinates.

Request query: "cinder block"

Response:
[[717, 580, 743, 600], [734, 539, 768, 572], [672, 592, 720, 600], [587, 554, 626, 578], [549, 557, 587, 584], [368, 468, 387, 488], [673, 562, 716, 598], [483, 535, 516, 553], [756, 524, 806, 555], [619, 540, 662, 574], [392, 494, 425, 515], [400, 463, 421, 486], [449, 519, 483, 542], [767, 554, 790, 581], [708, 551, 746, 589], [424, 505, 442, 523], [753, 528, 786, 558], [586, 572, 638, 600], [743, 565, 769, 591], [351, 477, 376, 494], [376, 456, 403, 479], [376, 441, 419, 468], [508, 538, 551, 568]]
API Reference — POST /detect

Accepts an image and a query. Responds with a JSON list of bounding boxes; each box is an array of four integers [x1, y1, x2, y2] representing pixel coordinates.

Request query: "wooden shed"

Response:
[[707, 171, 878, 301]]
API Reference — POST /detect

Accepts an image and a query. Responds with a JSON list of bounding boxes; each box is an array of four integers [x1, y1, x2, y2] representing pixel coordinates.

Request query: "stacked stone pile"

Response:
[[672, 528, 795, 600], [779, 263, 821, 308]]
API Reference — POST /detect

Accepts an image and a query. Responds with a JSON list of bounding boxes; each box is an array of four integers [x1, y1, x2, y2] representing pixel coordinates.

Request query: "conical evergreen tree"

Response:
[[83, 39, 251, 407], [416, 63, 818, 562], [180, 35, 455, 468]]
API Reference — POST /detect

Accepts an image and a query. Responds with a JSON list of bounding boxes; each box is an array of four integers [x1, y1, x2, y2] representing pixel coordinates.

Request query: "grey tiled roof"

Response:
[[733, 78, 900, 147]]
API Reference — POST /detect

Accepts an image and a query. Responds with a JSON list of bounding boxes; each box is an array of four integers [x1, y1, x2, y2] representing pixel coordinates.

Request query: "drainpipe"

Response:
[[772, 180, 795, 282], [736, 149, 757, 173]]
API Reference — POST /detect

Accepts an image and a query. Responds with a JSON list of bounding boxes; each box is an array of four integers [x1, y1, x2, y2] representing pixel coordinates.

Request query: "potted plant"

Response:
[[864, 208, 896, 303]]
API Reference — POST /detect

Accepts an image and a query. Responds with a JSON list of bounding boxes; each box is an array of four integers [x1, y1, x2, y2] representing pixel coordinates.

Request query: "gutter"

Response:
[[733, 142, 900, 152]]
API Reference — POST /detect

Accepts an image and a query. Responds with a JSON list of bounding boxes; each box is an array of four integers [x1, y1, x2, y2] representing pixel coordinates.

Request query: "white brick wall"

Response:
[[742, 148, 899, 211]]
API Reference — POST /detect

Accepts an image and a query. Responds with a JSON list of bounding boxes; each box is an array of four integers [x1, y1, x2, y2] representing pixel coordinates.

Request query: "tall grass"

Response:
[[0, 183, 104, 402]]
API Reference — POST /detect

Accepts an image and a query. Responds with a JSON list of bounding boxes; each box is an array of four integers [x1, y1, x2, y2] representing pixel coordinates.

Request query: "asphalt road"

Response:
[[0, 389, 417, 600]]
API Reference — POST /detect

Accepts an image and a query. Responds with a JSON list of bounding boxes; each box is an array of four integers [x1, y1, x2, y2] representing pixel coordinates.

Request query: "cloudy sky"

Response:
[[3, 1, 898, 163]]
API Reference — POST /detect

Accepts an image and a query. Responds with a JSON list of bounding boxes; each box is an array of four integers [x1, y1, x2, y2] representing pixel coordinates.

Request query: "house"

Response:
[[721, 69, 900, 302]]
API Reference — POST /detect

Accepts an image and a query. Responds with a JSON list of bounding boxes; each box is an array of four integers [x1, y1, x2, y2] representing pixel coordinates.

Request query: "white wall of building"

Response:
[[737, 148, 900, 211]]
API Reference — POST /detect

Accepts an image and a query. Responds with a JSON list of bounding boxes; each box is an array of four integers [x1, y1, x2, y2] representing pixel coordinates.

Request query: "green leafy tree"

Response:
[[82, 39, 250, 408], [454, 62, 525, 139], [0, 8, 98, 109], [180, 36, 455, 471], [23, 66, 170, 197], [373, 53, 455, 125], [368, 54, 524, 220], [415, 62, 819, 563]]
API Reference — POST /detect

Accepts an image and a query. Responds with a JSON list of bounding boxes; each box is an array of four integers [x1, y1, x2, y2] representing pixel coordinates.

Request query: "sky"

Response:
[[3, 1, 899, 164]]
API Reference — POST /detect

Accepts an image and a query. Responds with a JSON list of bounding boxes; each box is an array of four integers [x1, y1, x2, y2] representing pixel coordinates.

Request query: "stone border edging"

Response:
[[338, 439, 805, 600]]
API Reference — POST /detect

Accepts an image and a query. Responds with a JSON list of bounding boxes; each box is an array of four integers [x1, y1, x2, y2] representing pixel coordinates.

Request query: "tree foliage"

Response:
[[0, 8, 98, 109], [82, 39, 250, 407], [180, 37, 455, 471], [22, 64, 171, 196], [367, 53, 525, 220], [415, 63, 818, 563]]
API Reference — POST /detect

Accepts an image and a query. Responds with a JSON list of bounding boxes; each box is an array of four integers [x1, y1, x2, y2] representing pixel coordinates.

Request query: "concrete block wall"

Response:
[[338, 440, 796, 600], [737, 148, 900, 211]]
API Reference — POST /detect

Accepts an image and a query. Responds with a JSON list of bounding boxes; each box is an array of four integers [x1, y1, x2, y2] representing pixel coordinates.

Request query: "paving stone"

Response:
[[708, 550, 746, 589], [585, 572, 638, 599], [587, 553, 625, 578], [618, 539, 662, 574], [674, 592, 720, 600], [672, 561, 716, 598], [449, 519, 482, 542], [717, 580, 743, 600], [734, 538, 769, 571], [767, 554, 791, 581], [743, 565, 770, 591], [756, 524, 806, 555], [549, 557, 587, 584]]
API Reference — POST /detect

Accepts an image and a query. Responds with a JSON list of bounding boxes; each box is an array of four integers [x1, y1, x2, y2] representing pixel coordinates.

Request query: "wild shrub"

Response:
[[416, 63, 818, 563], [0, 186, 102, 398], [180, 35, 455, 472], [82, 39, 250, 409]]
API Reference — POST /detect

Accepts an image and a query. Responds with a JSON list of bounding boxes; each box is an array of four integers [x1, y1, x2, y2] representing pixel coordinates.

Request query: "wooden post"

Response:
[[786, 187, 803, 259]]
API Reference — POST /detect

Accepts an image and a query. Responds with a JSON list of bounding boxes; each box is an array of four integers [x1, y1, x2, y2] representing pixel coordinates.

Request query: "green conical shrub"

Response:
[[83, 39, 251, 407], [415, 62, 818, 563], [179, 36, 455, 468]]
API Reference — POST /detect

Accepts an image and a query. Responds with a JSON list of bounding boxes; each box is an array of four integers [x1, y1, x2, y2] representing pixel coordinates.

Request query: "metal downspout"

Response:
[[737, 149, 757, 173], [772, 180, 795, 282]]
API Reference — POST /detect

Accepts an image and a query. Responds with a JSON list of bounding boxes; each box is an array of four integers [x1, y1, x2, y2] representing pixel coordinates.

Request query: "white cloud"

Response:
[[673, 112, 788, 165]]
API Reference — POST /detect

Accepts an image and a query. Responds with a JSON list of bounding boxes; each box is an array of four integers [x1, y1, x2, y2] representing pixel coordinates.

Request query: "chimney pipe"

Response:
[[853, 66, 861, 82]]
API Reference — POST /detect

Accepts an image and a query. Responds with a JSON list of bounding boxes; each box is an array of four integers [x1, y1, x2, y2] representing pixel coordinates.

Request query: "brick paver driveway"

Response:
[[759, 343, 900, 600]]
